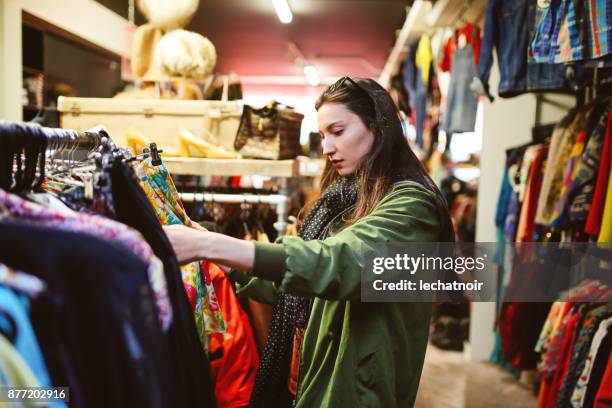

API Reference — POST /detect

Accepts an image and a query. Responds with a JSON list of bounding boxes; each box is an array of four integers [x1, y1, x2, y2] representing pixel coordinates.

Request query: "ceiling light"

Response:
[[272, 0, 293, 24], [303, 65, 320, 86]]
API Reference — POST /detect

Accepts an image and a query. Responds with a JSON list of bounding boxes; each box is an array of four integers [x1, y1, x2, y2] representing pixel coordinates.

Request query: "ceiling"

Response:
[[97, 0, 412, 86]]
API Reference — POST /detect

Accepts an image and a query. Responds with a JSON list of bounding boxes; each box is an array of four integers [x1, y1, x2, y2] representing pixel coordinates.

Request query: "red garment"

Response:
[[517, 145, 549, 242], [207, 261, 259, 408], [539, 310, 581, 408], [585, 109, 612, 236], [439, 23, 481, 72], [595, 353, 612, 407]]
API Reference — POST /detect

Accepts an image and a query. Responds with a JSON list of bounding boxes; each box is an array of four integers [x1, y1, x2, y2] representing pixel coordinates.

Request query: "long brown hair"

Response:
[[309, 77, 455, 241]]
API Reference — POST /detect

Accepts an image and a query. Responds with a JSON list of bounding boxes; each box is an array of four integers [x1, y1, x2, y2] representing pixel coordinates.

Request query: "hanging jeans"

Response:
[[443, 44, 478, 135], [403, 43, 427, 148]]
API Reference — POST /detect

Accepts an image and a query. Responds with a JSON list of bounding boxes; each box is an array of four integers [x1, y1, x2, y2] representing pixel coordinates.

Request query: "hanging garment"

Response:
[[475, 0, 578, 101], [0, 221, 173, 408], [517, 145, 548, 242], [110, 160, 216, 408], [597, 165, 612, 243], [498, 301, 552, 370], [539, 305, 584, 408], [530, 0, 612, 63], [415, 35, 433, 87], [0, 286, 55, 391], [538, 303, 576, 381], [442, 43, 478, 135], [558, 304, 612, 406], [504, 163, 522, 242], [207, 261, 259, 408], [535, 111, 578, 225], [133, 157, 226, 351], [496, 157, 515, 229], [549, 102, 610, 228], [403, 40, 428, 147], [439, 23, 481, 72], [0, 334, 41, 403], [568, 106, 611, 226], [536, 302, 565, 354], [571, 317, 612, 407], [550, 130, 588, 227], [541, 108, 591, 225], [590, 338, 612, 407], [586, 109, 612, 236], [0, 188, 172, 331]]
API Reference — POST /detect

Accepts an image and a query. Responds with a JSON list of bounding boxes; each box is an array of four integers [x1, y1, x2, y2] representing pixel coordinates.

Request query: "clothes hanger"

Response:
[[0, 264, 46, 298]]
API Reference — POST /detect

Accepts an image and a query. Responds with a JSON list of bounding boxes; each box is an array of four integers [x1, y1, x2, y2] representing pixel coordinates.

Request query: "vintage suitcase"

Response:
[[58, 97, 243, 152]]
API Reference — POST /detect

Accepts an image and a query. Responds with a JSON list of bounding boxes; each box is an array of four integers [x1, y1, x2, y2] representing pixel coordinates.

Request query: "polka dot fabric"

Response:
[[250, 176, 359, 407]]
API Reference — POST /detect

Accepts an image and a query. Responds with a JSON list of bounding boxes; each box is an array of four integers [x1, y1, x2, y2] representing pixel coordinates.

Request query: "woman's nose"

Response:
[[321, 137, 335, 156]]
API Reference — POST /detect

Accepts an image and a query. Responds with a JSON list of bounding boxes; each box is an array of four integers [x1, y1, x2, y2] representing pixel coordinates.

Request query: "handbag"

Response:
[[234, 101, 304, 160]]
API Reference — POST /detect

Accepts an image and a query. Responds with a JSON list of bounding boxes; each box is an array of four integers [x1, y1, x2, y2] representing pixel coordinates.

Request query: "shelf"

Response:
[[164, 157, 300, 178], [298, 157, 325, 177]]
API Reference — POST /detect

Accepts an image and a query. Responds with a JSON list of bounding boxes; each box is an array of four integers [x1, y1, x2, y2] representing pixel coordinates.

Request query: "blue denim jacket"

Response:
[[474, 0, 580, 100], [530, 0, 611, 63]]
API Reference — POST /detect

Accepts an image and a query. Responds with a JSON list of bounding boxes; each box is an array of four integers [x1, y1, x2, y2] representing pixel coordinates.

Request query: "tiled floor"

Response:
[[415, 345, 538, 408]]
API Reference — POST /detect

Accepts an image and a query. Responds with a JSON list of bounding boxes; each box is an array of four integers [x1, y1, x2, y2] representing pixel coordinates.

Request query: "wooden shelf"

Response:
[[298, 157, 325, 177], [164, 157, 300, 178]]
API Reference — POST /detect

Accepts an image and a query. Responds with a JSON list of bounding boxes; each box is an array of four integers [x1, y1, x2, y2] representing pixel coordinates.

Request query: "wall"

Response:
[[0, 0, 23, 121], [20, 0, 128, 56], [470, 58, 574, 361], [0, 0, 128, 120]]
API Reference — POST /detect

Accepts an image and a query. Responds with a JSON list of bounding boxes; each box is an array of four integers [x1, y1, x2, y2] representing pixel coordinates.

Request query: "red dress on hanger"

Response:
[[207, 261, 259, 408]]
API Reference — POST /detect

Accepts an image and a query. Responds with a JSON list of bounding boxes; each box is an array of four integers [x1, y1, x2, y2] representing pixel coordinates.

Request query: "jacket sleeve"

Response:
[[252, 188, 441, 301], [226, 269, 279, 304], [475, 0, 499, 101]]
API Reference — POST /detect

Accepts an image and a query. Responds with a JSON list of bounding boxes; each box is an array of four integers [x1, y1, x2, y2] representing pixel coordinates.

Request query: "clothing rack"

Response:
[[178, 192, 289, 234], [0, 123, 114, 192]]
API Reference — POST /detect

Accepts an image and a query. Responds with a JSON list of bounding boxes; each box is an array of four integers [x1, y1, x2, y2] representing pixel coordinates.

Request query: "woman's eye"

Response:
[[333, 129, 343, 136]]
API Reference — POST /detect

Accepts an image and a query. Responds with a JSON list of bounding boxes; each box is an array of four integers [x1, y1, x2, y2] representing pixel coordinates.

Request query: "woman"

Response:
[[165, 77, 455, 407]]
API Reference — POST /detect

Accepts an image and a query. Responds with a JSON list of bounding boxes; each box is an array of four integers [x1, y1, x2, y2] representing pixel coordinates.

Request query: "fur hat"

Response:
[[131, 23, 164, 80], [153, 29, 217, 80], [137, 0, 199, 31]]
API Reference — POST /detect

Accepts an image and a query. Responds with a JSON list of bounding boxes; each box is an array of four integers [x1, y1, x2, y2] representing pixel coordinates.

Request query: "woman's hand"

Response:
[[164, 224, 206, 264], [164, 224, 256, 272], [187, 218, 208, 231]]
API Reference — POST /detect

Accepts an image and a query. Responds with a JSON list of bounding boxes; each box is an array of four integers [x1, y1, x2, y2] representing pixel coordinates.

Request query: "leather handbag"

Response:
[[234, 101, 303, 160]]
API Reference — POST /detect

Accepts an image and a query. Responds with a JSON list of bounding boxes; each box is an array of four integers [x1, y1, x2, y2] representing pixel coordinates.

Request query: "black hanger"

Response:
[[149, 142, 163, 166], [0, 125, 16, 190]]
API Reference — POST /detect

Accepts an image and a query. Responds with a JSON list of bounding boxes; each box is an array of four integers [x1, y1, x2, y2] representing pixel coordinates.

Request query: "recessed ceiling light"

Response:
[[303, 65, 321, 86], [272, 0, 293, 24]]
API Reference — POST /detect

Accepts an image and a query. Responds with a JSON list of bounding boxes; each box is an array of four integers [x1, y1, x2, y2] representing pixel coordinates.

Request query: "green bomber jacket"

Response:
[[230, 183, 441, 407]]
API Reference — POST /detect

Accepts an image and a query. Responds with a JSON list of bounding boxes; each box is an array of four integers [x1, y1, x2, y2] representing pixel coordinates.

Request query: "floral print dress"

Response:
[[133, 158, 226, 351]]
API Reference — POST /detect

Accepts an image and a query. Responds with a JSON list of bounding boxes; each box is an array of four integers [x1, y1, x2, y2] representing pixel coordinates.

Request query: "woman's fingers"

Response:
[[187, 218, 208, 231], [163, 224, 205, 264]]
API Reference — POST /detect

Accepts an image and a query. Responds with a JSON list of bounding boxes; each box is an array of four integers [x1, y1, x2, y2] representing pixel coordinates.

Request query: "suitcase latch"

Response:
[[69, 103, 81, 116]]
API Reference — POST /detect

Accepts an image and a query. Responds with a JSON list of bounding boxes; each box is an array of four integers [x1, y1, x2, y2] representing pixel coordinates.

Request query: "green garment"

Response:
[[0, 334, 41, 408], [237, 184, 440, 407]]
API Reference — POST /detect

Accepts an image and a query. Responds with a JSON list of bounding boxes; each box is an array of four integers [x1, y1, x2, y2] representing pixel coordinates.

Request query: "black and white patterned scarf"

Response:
[[250, 176, 359, 408]]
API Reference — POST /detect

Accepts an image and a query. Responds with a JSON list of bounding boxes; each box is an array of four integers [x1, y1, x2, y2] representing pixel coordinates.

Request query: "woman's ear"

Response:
[[368, 123, 379, 138]]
